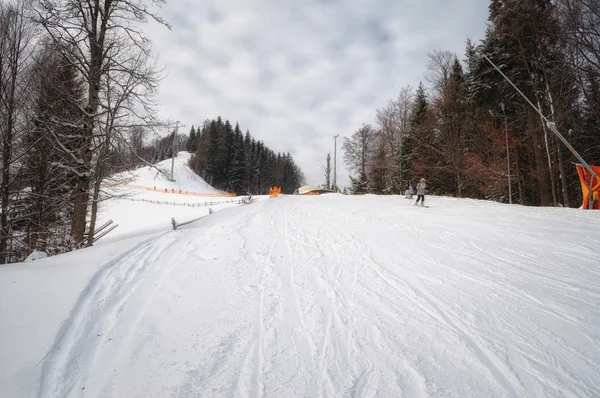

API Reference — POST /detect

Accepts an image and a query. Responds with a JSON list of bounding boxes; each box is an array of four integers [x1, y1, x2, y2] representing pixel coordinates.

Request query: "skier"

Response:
[[414, 178, 426, 206], [405, 183, 414, 199]]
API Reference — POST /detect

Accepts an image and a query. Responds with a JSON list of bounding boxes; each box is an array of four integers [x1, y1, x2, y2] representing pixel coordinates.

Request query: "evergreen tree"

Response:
[[349, 172, 369, 194], [219, 120, 234, 189], [22, 45, 84, 254], [244, 131, 253, 191], [230, 132, 247, 195], [186, 126, 197, 152], [487, 0, 565, 205], [189, 117, 304, 195], [406, 82, 429, 181], [206, 120, 221, 186]]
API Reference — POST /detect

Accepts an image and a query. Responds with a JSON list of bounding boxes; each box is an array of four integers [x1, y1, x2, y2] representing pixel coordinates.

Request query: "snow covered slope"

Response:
[[94, 152, 234, 242], [116, 151, 219, 193], [1, 195, 600, 397]]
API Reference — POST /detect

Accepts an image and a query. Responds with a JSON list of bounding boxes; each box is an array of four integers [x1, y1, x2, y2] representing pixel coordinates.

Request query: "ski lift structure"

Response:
[[483, 55, 599, 209]]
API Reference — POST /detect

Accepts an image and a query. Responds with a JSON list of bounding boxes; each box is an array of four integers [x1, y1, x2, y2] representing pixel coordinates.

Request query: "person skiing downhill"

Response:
[[415, 178, 426, 206]]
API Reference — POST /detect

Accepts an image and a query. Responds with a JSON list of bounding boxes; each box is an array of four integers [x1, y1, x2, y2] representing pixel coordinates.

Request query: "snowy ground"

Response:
[[1, 195, 600, 397]]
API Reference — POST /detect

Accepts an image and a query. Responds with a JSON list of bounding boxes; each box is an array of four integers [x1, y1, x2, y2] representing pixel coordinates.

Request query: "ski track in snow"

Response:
[[37, 231, 192, 398], [18, 195, 600, 397]]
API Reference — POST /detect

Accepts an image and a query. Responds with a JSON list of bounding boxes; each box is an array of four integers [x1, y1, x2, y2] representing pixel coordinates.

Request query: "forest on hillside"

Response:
[[0, 0, 304, 263], [343, 0, 600, 207], [187, 118, 305, 195], [0, 0, 176, 262]]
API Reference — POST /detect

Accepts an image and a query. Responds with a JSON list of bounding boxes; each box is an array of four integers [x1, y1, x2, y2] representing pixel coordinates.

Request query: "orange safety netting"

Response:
[[121, 184, 236, 197], [269, 186, 281, 198], [576, 164, 600, 209]]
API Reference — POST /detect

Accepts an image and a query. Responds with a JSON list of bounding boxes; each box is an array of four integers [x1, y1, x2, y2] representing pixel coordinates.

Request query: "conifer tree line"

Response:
[[188, 117, 305, 195], [344, 0, 600, 207], [0, 0, 169, 263]]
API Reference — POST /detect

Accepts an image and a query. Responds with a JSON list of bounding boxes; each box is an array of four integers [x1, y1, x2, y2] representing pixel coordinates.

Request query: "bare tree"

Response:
[[87, 43, 165, 246], [33, 0, 170, 244], [130, 126, 146, 166], [376, 85, 413, 192], [342, 124, 377, 179], [0, 0, 37, 263], [557, 0, 600, 77], [325, 152, 331, 189], [368, 132, 389, 194], [425, 50, 456, 96]]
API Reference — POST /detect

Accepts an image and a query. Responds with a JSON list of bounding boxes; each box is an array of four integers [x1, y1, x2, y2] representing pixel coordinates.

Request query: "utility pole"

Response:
[[500, 102, 512, 204], [333, 134, 339, 192], [171, 121, 179, 181]]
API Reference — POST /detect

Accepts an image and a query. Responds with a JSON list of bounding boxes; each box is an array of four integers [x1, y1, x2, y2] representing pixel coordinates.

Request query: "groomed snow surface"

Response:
[[2, 193, 600, 397]]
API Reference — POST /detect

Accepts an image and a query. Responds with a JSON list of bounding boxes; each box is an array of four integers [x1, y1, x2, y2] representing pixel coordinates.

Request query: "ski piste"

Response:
[[1, 192, 599, 397]]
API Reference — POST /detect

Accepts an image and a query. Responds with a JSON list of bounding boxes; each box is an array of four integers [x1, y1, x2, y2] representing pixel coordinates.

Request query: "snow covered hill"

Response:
[[116, 151, 219, 193], [94, 152, 237, 242], [1, 195, 600, 397]]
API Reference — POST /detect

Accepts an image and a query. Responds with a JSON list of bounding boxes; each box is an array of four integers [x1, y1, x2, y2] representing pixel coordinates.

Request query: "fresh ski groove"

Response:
[[38, 232, 176, 398]]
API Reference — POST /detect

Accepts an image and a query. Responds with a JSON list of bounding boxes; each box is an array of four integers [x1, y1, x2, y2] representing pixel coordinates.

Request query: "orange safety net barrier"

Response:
[[576, 164, 600, 209], [121, 184, 236, 197], [269, 186, 281, 198]]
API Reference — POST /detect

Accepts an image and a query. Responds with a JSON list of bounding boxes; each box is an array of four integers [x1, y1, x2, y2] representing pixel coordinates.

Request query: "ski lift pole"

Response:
[[483, 54, 597, 209]]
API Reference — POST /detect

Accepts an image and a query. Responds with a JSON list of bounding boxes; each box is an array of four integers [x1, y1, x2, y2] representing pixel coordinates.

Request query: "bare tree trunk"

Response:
[[0, 72, 17, 261], [0, 79, 15, 263], [0, 1, 30, 263], [0, 113, 13, 264], [516, 154, 525, 205], [529, 109, 554, 205], [72, 43, 102, 245], [536, 99, 558, 206], [87, 137, 110, 246], [556, 136, 570, 206], [325, 152, 331, 189]]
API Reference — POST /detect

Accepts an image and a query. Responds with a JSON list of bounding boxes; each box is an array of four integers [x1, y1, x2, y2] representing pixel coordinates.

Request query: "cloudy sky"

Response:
[[145, 0, 490, 188]]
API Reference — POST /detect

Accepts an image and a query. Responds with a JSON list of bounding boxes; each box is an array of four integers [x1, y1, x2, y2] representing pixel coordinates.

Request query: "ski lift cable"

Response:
[[483, 54, 597, 208]]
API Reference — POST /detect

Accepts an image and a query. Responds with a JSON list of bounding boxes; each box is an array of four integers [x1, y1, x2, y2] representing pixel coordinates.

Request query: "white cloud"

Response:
[[145, 0, 489, 188]]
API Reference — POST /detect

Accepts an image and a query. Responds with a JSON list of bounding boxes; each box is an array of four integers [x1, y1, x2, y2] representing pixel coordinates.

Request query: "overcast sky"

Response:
[[145, 0, 490, 188]]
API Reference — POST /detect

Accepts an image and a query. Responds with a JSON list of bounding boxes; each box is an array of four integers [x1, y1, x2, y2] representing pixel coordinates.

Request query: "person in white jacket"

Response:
[[414, 178, 426, 206]]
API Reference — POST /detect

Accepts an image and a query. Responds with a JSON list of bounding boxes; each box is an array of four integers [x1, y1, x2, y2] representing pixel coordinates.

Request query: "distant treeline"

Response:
[[188, 117, 305, 195]]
